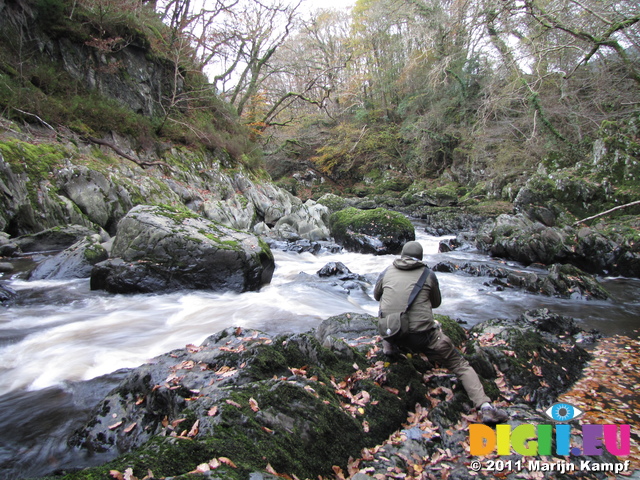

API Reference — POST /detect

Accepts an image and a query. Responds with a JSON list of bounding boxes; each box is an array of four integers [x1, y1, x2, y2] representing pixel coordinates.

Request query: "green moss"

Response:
[[435, 314, 467, 348], [257, 237, 274, 261], [154, 204, 201, 224], [316, 193, 348, 214], [83, 243, 108, 263], [0, 138, 69, 181], [329, 207, 414, 239]]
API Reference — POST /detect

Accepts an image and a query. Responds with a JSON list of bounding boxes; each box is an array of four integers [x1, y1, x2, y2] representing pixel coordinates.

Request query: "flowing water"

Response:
[[1, 225, 639, 478]]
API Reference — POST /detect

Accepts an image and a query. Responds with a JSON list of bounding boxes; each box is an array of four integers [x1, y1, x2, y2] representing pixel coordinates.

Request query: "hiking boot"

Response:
[[480, 405, 509, 424], [382, 339, 400, 356]]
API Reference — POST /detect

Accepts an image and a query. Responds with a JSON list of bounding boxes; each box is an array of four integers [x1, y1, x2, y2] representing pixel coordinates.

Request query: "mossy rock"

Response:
[[62, 322, 432, 480], [316, 193, 348, 214], [90, 205, 275, 293], [329, 207, 415, 255], [466, 315, 591, 409]]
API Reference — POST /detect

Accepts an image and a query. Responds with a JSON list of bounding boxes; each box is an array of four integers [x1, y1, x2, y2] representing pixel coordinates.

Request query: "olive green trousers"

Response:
[[386, 329, 491, 408]]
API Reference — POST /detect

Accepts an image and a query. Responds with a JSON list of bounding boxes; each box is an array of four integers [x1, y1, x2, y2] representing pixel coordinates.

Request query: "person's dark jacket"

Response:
[[373, 255, 441, 334]]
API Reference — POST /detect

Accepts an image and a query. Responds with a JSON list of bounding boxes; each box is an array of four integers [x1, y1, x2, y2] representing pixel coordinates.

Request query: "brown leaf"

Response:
[[124, 422, 137, 433], [207, 406, 219, 417], [108, 421, 123, 430], [249, 397, 259, 412], [289, 366, 308, 376], [188, 419, 199, 437], [123, 468, 137, 480], [186, 344, 202, 353], [171, 418, 187, 428], [190, 463, 210, 474], [332, 465, 346, 480], [226, 399, 242, 408], [220, 457, 237, 468]]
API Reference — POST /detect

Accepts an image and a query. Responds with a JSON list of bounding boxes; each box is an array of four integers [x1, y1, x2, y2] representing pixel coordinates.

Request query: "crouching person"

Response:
[[373, 241, 508, 425]]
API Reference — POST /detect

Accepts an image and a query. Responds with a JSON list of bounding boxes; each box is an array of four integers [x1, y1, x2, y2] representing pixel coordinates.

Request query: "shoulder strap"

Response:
[[405, 266, 430, 312]]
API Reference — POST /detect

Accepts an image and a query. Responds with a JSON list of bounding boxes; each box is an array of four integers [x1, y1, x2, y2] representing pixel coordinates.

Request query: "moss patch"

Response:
[[329, 207, 414, 243]]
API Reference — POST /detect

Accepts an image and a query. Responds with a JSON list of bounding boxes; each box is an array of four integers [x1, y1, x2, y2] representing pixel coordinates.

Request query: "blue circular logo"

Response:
[[544, 402, 584, 422]]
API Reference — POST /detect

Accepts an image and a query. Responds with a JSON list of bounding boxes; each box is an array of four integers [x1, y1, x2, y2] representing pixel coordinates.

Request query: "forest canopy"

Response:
[[2, 0, 639, 188], [166, 0, 638, 188]]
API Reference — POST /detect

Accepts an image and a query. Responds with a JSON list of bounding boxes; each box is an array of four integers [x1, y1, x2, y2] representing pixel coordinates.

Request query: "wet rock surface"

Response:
[[432, 261, 610, 300]]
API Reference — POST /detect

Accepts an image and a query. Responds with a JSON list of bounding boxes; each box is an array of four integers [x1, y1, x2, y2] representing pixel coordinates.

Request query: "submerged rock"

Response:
[[90, 205, 275, 294]]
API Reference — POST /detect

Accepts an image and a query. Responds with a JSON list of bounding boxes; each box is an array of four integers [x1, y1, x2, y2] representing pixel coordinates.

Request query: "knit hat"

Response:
[[401, 241, 423, 260]]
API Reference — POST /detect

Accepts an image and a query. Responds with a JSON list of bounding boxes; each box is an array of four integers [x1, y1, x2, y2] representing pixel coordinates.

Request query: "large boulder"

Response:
[[90, 205, 275, 294], [200, 176, 331, 242], [60, 309, 595, 480], [329, 207, 415, 255], [56, 165, 136, 234], [68, 317, 427, 480]]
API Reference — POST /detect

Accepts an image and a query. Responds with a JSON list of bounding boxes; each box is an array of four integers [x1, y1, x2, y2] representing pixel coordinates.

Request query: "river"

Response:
[[0, 224, 639, 478]]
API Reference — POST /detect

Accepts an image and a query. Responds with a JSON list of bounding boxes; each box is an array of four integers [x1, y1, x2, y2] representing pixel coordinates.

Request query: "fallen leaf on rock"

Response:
[[215, 366, 238, 377], [188, 419, 199, 437], [219, 345, 246, 353], [123, 468, 137, 480], [190, 463, 210, 474], [123, 422, 136, 433], [220, 457, 237, 468], [289, 366, 308, 376], [108, 421, 123, 430], [332, 465, 346, 479], [171, 418, 187, 428], [207, 406, 219, 416], [303, 385, 318, 397]]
